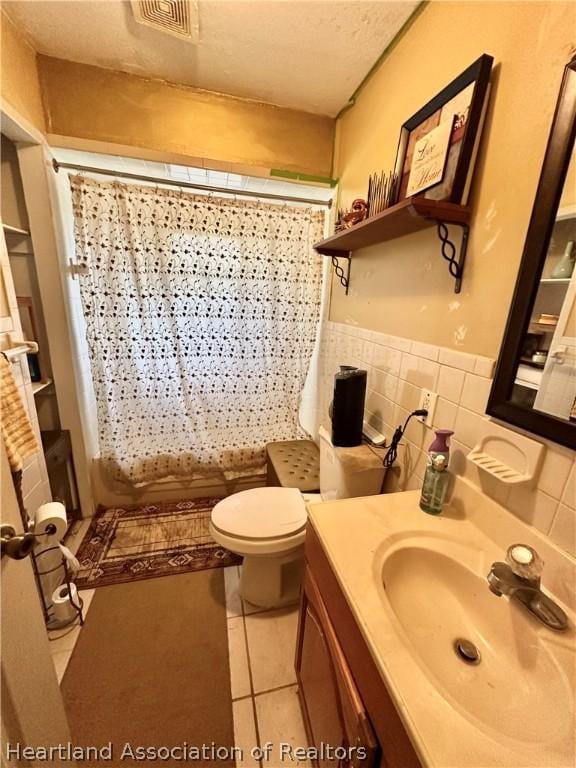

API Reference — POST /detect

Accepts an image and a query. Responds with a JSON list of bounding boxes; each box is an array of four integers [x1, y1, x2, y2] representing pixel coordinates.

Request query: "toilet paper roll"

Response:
[[51, 582, 80, 623], [34, 502, 67, 541]]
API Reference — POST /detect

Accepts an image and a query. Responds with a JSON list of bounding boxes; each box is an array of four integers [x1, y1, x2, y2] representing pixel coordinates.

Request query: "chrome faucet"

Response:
[[487, 544, 569, 631]]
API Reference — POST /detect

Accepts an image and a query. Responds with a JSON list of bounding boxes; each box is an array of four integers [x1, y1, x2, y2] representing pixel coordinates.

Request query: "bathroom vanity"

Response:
[[296, 523, 419, 768], [295, 480, 575, 768]]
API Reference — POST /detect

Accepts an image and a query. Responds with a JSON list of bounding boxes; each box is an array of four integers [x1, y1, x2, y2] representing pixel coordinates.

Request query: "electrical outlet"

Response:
[[418, 389, 438, 427]]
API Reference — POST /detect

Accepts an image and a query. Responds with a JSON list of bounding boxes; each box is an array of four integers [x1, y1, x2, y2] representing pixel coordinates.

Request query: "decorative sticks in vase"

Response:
[[367, 171, 398, 218]]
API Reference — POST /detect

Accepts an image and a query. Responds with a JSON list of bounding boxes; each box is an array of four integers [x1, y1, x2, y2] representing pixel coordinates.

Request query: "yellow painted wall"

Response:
[[1, 134, 29, 229], [0, 11, 45, 133], [332, 1, 576, 357], [38, 56, 335, 177]]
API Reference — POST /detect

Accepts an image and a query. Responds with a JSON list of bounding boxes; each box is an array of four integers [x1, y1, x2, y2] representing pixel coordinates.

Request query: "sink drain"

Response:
[[453, 638, 481, 665]]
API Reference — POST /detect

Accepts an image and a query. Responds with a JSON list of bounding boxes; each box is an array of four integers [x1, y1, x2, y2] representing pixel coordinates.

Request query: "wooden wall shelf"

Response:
[[314, 197, 472, 294]]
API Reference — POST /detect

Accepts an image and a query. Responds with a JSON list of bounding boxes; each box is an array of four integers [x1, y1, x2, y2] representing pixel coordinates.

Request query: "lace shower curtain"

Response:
[[70, 176, 325, 485]]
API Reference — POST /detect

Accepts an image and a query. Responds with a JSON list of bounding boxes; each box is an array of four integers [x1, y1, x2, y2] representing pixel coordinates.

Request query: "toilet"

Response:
[[210, 426, 385, 608]]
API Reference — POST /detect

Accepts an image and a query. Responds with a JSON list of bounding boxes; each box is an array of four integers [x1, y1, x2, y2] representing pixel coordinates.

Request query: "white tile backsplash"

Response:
[[453, 407, 486, 449], [474, 355, 496, 378], [437, 365, 465, 404], [399, 353, 439, 390], [372, 343, 402, 375], [460, 374, 492, 415], [438, 348, 477, 372], [366, 390, 395, 430], [433, 397, 458, 432], [395, 378, 421, 412], [319, 320, 576, 557], [549, 505, 576, 557], [410, 340, 440, 361], [386, 334, 412, 353], [507, 487, 559, 535], [21, 455, 44, 499], [538, 445, 574, 501]]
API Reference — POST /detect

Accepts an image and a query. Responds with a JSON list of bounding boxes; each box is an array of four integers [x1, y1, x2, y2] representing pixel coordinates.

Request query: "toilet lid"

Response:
[[211, 487, 307, 540]]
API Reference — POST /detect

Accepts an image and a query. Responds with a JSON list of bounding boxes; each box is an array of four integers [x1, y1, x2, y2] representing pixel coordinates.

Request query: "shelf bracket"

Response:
[[321, 249, 351, 294], [436, 221, 469, 293]]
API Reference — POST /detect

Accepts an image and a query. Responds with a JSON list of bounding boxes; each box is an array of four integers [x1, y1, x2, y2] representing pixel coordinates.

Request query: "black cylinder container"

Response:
[[331, 366, 367, 447]]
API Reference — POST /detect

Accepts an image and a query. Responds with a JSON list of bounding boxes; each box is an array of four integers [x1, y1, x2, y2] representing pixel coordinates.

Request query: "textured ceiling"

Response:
[[4, 0, 419, 116]]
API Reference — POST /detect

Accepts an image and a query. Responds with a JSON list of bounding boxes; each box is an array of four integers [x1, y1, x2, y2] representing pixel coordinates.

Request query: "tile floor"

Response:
[[47, 518, 94, 683], [47, 523, 310, 767], [224, 565, 311, 767]]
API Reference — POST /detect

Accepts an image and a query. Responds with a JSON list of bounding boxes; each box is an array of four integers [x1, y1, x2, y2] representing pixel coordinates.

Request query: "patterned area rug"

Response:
[[74, 498, 241, 589]]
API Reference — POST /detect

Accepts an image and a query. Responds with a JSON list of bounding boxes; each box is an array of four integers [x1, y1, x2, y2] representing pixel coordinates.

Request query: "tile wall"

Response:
[[317, 321, 576, 557]]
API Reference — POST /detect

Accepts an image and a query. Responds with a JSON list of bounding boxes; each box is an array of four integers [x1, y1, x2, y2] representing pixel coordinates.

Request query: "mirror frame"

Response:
[[487, 55, 576, 450]]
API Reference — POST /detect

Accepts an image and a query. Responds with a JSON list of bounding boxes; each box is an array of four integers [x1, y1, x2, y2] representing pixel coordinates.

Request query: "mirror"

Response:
[[514, 152, 575, 417], [488, 55, 576, 450]]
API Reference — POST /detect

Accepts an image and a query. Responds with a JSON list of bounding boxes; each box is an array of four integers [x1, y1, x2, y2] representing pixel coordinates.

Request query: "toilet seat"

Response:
[[209, 429, 386, 609], [211, 487, 307, 542]]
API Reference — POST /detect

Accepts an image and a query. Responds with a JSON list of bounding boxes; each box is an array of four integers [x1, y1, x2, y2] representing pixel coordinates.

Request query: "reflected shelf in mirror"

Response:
[[487, 55, 576, 449]]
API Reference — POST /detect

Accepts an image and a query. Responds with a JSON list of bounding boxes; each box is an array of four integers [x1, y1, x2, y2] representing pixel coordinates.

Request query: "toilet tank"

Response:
[[318, 426, 386, 501]]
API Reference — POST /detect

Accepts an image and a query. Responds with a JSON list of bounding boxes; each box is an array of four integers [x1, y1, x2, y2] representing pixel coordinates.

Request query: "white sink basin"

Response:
[[379, 536, 575, 744], [308, 480, 576, 767]]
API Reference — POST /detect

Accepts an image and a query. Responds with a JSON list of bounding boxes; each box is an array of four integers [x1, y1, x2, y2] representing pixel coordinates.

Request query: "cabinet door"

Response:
[[296, 567, 378, 767]]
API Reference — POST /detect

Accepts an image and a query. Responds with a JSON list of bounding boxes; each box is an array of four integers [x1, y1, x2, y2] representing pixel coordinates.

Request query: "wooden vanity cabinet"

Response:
[[296, 566, 378, 767], [295, 523, 421, 768]]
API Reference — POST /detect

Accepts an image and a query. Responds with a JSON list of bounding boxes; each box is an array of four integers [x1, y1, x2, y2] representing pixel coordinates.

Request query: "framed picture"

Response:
[[393, 54, 493, 205]]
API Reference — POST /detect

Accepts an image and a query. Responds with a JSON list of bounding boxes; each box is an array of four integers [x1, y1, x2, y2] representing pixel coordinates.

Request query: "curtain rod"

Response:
[[52, 159, 333, 208]]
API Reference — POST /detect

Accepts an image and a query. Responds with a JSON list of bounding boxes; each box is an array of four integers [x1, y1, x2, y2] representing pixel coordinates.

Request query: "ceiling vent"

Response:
[[130, 0, 199, 42]]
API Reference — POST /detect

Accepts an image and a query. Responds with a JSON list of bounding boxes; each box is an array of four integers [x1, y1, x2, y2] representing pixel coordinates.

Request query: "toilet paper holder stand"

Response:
[[1, 522, 84, 629], [32, 533, 84, 630], [32, 541, 85, 631]]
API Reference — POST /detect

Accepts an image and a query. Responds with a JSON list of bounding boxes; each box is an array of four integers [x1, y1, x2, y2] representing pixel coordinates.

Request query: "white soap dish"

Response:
[[467, 449, 528, 483], [466, 420, 545, 487]]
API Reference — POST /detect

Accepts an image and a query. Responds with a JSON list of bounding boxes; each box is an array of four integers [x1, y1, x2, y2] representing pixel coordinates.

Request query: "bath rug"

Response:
[[61, 569, 235, 767], [73, 497, 241, 589]]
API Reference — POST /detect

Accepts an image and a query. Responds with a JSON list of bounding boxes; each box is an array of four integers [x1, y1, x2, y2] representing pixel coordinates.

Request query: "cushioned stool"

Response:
[[265, 440, 320, 492]]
